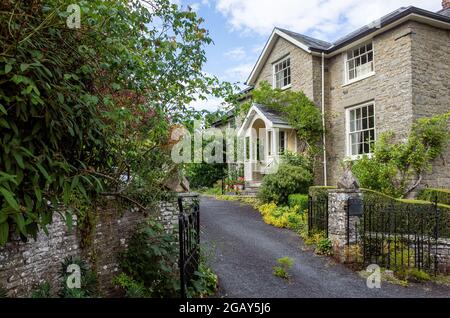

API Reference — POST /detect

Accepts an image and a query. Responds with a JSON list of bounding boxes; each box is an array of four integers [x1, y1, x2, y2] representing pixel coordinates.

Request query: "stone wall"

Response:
[[0, 198, 180, 297], [410, 21, 450, 189], [255, 37, 316, 102], [326, 22, 415, 186]]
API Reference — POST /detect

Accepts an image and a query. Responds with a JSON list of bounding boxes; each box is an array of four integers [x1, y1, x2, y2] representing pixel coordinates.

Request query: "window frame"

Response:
[[278, 130, 287, 155], [344, 41, 375, 85], [345, 102, 377, 160], [272, 56, 292, 90]]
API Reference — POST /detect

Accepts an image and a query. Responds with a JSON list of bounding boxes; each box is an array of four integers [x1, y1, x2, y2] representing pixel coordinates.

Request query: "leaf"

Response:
[[13, 152, 25, 169], [12, 213, 26, 236], [20, 63, 30, 72], [0, 222, 9, 246], [4, 64, 12, 74], [0, 187, 20, 211], [0, 210, 8, 223], [65, 212, 73, 231], [0, 104, 7, 115], [36, 162, 52, 183]]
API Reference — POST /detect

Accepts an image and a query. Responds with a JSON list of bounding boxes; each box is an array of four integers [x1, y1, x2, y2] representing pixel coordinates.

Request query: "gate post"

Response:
[[328, 189, 362, 263]]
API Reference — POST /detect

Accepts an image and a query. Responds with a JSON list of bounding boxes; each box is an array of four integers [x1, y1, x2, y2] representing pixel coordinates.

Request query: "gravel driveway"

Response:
[[200, 196, 450, 298]]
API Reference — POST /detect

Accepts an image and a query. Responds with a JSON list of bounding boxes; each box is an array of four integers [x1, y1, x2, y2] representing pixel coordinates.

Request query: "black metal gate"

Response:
[[308, 195, 328, 237], [348, 197, 447, 274], [178, 194, 200, 298]]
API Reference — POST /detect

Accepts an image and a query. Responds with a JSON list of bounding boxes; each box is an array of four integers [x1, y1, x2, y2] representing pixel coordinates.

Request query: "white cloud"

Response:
[[216, 0, 441, 40], [224, 47, 247, 60], [223, 63, 254, 83], [190, 2, 201, 11], [189, 96, 226, 112]]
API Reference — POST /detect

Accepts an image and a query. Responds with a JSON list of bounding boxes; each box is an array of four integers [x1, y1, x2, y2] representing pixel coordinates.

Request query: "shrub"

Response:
[[118, 219, 180, 298], [309, 186, 336, 202], [258, 163, 313, 205], [273, 257, 294, 280], [187, 262, 218, 298], [288, 194, 309, 212], [350, 112, 450, 198], [418, 188, 450, 206], [405, 269, 431, 283], [315, 238, 332, 256], [259, 203, 305, 231], [185, 163, 226, 189]]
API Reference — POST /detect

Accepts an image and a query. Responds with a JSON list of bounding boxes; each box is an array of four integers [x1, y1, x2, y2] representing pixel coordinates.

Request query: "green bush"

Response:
[[258, 164, 313, 205], [185, 163, 227, 189], [309, 186, 336, 202], [418, 188, 450, 206], [288, 194, 309, 211], [315, 238, 332, 256], [0, 286, 7, 298], [118, 219, 180, 298]]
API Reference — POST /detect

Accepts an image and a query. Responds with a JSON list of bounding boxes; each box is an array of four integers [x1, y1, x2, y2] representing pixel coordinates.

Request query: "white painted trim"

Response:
[[237, 104, 293, 136], [246, 29, 311, 86], [343, 41, 375, 85], [344, 101, 377, 160]]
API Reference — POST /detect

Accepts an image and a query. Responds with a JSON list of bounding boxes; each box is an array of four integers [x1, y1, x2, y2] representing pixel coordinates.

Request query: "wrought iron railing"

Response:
[[178, 194, 200, 298], [308, 195, 328, 237]]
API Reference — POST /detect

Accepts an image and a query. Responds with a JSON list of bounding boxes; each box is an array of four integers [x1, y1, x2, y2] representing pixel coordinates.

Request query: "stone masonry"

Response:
[[0, 198, 179, 297], [249, 20, 450, 190]]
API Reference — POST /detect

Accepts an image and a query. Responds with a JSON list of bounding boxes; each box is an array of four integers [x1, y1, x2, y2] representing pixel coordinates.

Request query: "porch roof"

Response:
[[253, 104, 288, 126]]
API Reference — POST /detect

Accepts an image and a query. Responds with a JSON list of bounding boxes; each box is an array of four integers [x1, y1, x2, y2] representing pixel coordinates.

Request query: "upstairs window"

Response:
[[273, 57, 291, 89], [347, 103, 376, 157], [345, 42, 374, 83]]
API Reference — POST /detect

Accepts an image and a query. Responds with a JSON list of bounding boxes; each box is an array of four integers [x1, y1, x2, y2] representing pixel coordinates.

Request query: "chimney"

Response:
[[443, 0, 450, 10]]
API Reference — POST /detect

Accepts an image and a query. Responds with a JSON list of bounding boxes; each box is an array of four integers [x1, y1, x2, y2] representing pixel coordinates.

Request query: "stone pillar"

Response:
[[328, 189, 362, 263]]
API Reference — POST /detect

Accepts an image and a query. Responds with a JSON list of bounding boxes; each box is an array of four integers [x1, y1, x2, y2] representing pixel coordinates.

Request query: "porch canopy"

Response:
[[238, 104, 297, 183]]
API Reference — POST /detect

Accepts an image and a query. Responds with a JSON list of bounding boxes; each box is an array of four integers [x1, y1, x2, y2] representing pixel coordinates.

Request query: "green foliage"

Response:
[[258, 203, 306, 232], [258, 154, 313, 205], [0, 0, 234, 245], [59, 256, 98, 298], [351, 112, 450, 198], [315, 238, 332, 256], [308, 186, 336, 202], [244, 82, 323, 154], [31, 282, 53, 298], [118, 219, 180, 298], [186, 262, 218, 298], [185, 163, 226, 189], [418, 188, 450, 206], [288, 194, 309, 211], [273, 256, 294, 280], [113, 273, 150, 298], [0, 286, 7, 298]]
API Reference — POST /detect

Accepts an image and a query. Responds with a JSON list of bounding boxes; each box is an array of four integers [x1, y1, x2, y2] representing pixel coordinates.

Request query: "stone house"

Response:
[[215, 3, 450, 190]]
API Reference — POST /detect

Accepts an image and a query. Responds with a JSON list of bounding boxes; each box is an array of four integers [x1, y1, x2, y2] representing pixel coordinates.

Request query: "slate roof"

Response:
[[254, 104, 288, 125], [276, 27, 332, 50], [276, 6, 450, 54]]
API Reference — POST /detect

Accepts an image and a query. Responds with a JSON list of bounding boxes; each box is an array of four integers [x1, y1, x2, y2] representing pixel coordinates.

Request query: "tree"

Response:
[[0, 0, 233, 245]]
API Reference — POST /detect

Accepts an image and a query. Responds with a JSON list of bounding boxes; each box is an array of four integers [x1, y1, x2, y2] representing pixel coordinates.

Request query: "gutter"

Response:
[[321, 52, 327, 186]]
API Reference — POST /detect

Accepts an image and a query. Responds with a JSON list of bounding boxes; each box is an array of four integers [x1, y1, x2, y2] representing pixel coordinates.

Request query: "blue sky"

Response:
[[176, 0, 442, 112]]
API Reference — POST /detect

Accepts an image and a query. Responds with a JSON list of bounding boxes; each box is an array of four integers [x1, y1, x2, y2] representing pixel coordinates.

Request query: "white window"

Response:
[[278, 131, 286, 154], [273, 57, 291, 89], [346, 103, 376, 157], [345, 42, 374, 83]]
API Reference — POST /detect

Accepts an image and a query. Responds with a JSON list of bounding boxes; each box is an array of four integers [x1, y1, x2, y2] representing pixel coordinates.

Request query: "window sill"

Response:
[[342, 72, 375, 87], [273, 84, 292, 91], [343, 153, 374, 161]]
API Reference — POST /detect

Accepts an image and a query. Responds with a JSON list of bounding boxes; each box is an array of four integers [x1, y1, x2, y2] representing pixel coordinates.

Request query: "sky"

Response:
[[176, 0, 442, 112]]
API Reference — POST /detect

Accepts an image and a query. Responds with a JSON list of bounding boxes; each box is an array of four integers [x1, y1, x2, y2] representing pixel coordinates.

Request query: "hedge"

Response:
[[308, 186, 337, 201], [417, 188, 450, 206], [288, 194, 309, 212]]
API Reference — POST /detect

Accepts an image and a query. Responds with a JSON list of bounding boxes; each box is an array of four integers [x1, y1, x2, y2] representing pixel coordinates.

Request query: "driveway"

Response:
[[200, 196, 450, 298]]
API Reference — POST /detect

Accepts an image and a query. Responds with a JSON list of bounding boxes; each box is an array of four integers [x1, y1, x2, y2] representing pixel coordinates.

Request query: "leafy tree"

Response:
[[351, 112, 450, 198], [0, 0, 233, 245]]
